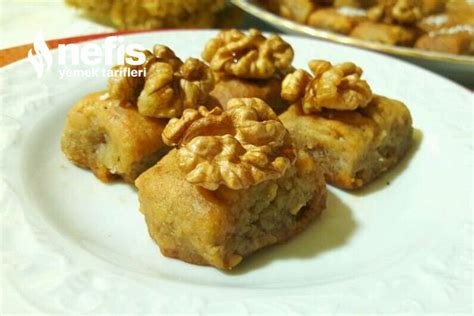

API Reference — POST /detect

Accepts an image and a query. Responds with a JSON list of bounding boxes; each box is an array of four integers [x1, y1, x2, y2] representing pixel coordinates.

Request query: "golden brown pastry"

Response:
[[62, 45, 211, 182], [202, 29, 294, 114], [65, 0, 225, 30], [350, 21, 419, 45], [61, 91, 169, 183], [446, 0, 474, 26], [420, 0, 446, 15], [207, 76, 284, 113], [257, 0, 473, 55], [135, 98, 327, 269], [415, 26, 474, 55], [279, 60, 413, 189], [334, 0, 377, 7], [307, 7, 368, 34], [260, 0, 316, 24]]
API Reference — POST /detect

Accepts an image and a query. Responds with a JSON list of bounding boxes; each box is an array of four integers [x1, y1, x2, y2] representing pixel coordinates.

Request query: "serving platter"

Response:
[[232, 0, 474, 86], [0, 30, 472, 314]]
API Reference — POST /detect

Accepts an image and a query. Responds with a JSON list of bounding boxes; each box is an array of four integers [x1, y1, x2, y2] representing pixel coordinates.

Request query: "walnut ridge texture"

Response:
[[162, 98, 295, 190], [202, 29, 295, 113], [282, 60, 373, 113]]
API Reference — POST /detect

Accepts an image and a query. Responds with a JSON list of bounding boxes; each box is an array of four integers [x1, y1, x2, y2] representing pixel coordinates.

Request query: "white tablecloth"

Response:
[[0, 0, 113, 49]]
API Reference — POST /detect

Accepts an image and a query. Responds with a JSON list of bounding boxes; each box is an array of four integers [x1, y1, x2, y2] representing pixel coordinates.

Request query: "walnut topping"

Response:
[[108, 49, 156, 102], [107, 45, 213, 118], [202, 29, 294, 79], [152, 44, 183, 71], [162, 98, 296, 190], [281, 60, 373, 113], [281, 69, 312, 102], [368, 0, 422, 25], [138, 57, 214, 118]]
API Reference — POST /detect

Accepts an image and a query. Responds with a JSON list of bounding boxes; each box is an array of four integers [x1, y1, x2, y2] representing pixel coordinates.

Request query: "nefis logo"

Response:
[[28, 32, 147, 79]]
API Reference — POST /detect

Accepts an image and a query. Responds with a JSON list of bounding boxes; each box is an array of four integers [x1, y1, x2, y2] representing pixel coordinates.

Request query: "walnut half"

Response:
[[108, 49, 157, 102], [108, 45, 214, 119], [202, 29, 294, 79], [137, 57, 214, 118], [281, 60, 373, 113], [162, 98, 296, 190]]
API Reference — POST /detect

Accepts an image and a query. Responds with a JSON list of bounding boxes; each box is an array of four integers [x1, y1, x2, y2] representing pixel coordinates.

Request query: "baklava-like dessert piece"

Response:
[[260, 0, 316, 24], [62, 45, 214, 182], [135, 98, 327, 269], [415, 26, 474, 55], [202, 29, 294, 113], [279, 60, 413, 189], [65, 0, 225, 30], [61, 91, 169, 183], [307, 7, 368, 34], [350, 21, 419, 45], [350, 0, 422, 46]]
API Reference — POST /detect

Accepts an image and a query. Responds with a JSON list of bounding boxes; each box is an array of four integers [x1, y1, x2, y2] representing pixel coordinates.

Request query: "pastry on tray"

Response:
[[350, 21, 419, 45], [415, 26, 474, 55], [135, 98, 327, 269], [307, 7, 368, 35], [61, 91, 169, 183], [257, 0, 473, 55], [202, 29, 294, 113], [279, 60, 413, 189], [65, 0, 225, 30], [62, 45, 215, 182], [259, 0, 316, 24]]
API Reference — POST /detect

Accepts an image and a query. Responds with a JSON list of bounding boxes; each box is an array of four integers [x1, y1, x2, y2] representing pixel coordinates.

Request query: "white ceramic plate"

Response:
[[0, 30, 472, 314]]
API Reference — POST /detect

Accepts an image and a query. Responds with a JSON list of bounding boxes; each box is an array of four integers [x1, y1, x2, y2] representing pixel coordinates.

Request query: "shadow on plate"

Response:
[[225, 191, 357, 274], [347, 128, 423, 196]]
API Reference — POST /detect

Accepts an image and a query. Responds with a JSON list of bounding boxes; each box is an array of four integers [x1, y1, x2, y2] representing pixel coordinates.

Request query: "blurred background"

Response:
[[0, 0, 267, 49], [0, 0, 473, 86]]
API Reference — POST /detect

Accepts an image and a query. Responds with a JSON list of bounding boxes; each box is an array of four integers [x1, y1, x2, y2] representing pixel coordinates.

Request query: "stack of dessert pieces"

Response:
[[62, 29, 413, 269]]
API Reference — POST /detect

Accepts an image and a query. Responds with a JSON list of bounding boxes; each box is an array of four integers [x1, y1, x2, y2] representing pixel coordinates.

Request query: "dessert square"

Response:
[[350, 21, 418, 46], [136, 149, 326, 269], [61, 91, 169, 183], [280, 95, 413, 189], [307, 8, 367, 35], [62, 44, 215, 183], [415, 31, 474, 55], [135, 98, 327, 269]]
